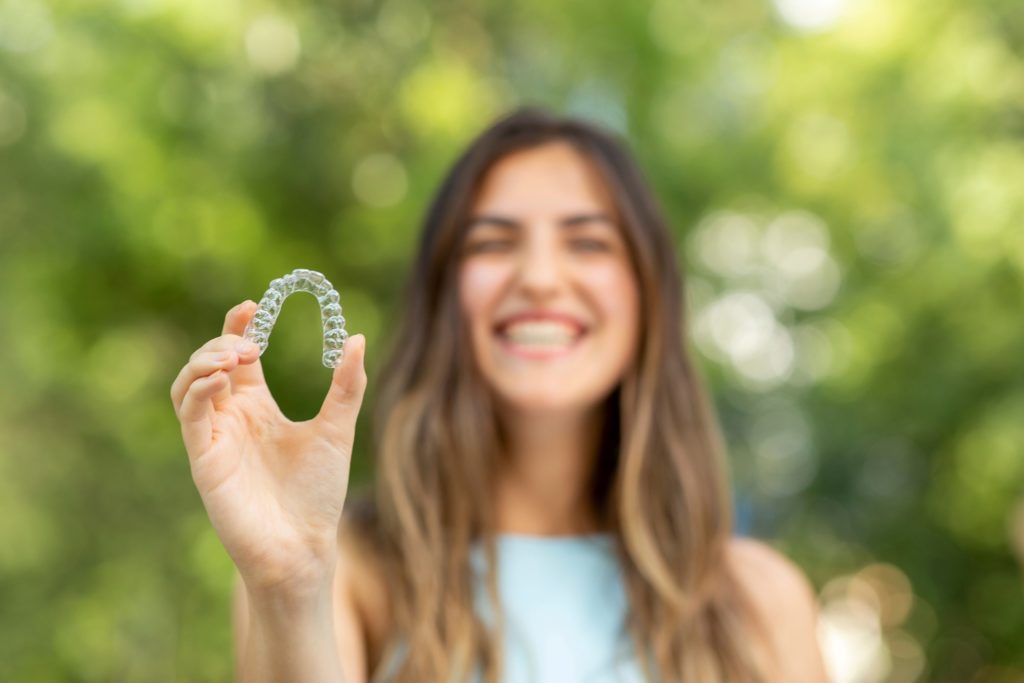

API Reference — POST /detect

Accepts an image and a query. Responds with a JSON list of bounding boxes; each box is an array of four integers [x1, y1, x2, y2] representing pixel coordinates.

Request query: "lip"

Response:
[[493, 309, 589, 335], [495, 332, 586, 360], [493, 309, 589, 360]]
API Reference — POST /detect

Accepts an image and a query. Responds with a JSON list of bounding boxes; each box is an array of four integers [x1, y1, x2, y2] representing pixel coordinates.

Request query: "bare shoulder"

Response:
[[727, 536, 817, 605], [725, 537, 830, 683]]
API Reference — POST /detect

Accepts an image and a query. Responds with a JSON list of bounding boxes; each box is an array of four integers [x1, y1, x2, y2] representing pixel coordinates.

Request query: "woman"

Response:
[[171, 107, 828, 682]]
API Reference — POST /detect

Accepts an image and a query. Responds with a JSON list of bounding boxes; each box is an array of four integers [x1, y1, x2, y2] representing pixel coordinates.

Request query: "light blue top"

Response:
[[378, 533, 645, 683]]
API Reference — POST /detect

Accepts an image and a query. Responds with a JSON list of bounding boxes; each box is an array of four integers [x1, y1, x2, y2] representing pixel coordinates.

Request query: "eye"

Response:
[[465, 239, 514, 254], [570, 238, 610, 252]]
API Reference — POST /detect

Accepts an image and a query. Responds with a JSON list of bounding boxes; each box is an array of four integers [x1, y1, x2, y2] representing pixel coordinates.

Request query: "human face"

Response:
[[457, 142, 641, 416]]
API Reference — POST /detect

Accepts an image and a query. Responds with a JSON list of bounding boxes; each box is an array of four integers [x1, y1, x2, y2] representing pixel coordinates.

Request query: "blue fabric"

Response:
[[378, 533, 645, 683]]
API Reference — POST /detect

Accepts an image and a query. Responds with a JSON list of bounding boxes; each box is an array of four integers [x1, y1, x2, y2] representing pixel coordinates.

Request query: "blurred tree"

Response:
[[0, 0, 1021, 681]]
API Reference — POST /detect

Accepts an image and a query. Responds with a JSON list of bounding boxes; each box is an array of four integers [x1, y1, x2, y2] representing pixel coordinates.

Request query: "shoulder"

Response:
[[726, 536, 817, 605], [725, 537, 830, 683]]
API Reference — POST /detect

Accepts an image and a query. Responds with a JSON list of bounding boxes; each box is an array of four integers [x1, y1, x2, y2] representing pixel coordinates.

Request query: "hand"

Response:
[[170, 301, 368, 598]]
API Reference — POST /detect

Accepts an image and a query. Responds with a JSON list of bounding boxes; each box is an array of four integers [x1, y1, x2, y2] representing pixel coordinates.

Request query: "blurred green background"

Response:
[[1, 0, 1022, 680]]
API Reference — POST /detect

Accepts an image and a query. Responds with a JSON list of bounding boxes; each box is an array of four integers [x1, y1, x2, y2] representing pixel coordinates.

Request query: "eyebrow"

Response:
[[466, 212, 617, 231]]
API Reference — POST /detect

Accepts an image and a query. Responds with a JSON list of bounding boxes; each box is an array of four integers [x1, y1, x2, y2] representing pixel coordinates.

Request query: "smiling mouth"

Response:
[[494, 320, 587, 357]]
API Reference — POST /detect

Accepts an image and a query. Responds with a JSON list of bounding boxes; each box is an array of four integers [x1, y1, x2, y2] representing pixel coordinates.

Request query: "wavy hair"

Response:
[[353, 106, 773, 682]]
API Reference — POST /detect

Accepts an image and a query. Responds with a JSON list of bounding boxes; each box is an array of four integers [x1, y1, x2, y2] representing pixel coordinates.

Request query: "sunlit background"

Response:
[[1, 0, 1022, 680]]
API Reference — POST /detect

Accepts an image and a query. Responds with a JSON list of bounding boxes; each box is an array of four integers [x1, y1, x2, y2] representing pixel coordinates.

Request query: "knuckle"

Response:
[[171, 371, 187, 398], [191, 336, 237, 362], [336, 385, 360, 406], [189, 342, 211, 362]]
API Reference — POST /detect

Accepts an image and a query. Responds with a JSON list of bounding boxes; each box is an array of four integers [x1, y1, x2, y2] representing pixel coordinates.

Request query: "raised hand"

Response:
[[170, 301, 368, 598]]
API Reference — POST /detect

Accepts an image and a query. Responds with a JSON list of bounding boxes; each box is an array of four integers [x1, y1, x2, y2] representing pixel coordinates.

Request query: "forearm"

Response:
[[238, 580, 344, 683]]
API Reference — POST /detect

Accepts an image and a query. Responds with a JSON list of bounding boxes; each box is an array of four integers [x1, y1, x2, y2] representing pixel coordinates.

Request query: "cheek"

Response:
[[581, 261, 641, 372], [582, 261, 640, 328], [459, 260, 511, 329]]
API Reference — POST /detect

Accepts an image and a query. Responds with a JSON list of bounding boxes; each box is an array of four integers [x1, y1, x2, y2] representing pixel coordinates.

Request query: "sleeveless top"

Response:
[[377, 533, 646, 683]]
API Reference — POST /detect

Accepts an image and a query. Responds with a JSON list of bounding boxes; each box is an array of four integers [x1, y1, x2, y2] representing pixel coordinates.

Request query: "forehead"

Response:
[[470, 142, 618, 218]]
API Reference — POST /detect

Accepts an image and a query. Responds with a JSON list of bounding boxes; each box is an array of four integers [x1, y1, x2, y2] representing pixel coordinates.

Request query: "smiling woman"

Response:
[[346, 108, 827, 682], [174, 106, 827, 683], [459, 142, 640, 413]]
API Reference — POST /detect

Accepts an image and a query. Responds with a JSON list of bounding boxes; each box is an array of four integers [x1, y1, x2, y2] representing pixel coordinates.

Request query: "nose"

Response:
[[516, 228, 565, 299]]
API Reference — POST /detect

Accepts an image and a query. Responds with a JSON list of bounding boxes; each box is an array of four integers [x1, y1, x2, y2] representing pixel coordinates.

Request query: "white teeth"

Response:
[[501, 321, 581, 347]]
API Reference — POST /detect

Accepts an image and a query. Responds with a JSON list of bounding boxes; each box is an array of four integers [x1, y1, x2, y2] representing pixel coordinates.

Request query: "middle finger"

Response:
[[171, 349, 242, 415]]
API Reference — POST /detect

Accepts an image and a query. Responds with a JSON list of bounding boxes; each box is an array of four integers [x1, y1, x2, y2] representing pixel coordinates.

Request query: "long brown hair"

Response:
[[355, 106, 773, 682]]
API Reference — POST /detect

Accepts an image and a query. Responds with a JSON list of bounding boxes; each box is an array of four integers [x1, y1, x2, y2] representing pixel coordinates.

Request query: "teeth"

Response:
[[502, 321, 580, 347]]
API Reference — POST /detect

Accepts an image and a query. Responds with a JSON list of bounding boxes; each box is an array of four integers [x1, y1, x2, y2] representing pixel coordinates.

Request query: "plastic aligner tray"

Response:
[[242, 268, 349, 369]]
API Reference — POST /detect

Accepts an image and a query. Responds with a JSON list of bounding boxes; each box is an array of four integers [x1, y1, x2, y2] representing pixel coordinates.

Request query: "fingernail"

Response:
[[236, 340, 257, 354]]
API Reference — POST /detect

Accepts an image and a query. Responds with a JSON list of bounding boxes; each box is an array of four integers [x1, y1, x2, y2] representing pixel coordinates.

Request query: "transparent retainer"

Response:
[[242, 268, 349, 369]]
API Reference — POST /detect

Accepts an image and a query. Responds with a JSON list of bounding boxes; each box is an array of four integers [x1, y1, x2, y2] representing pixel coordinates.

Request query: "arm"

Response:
[[233, 576, 344, 683], [233, 536, 370, 683], [170, 301, 371, 682], [727, 538, 831, 683]]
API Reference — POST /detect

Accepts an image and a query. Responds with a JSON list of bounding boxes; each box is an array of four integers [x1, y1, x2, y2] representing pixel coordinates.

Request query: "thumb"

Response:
[[316, 333, 367, 441]]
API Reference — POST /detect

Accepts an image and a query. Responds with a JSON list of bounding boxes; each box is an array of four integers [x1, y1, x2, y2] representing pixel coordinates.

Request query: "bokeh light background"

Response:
[[1, 0, 1022, 681]]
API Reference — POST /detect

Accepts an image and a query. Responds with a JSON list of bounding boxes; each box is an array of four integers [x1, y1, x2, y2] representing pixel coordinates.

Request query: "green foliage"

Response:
[[0, 0, 1021, 680]]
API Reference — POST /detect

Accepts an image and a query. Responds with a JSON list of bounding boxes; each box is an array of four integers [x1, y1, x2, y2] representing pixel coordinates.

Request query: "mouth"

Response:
[[493, 318, 588, 358]]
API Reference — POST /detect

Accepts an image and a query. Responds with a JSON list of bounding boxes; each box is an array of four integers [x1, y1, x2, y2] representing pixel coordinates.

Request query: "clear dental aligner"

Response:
[[243, 268, 349, 369]]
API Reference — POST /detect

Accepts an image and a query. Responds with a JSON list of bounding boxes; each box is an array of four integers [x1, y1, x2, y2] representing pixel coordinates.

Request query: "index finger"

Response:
[[224, 300, 258, 336], [219, 299, 268, 392]]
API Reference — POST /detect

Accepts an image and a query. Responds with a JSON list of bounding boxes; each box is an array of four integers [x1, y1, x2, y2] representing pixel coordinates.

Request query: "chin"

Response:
[[491, 383, 608, 417]]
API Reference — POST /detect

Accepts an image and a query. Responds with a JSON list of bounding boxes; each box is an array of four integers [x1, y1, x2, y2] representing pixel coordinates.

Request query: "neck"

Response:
[[493, 402, 606, 536]]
